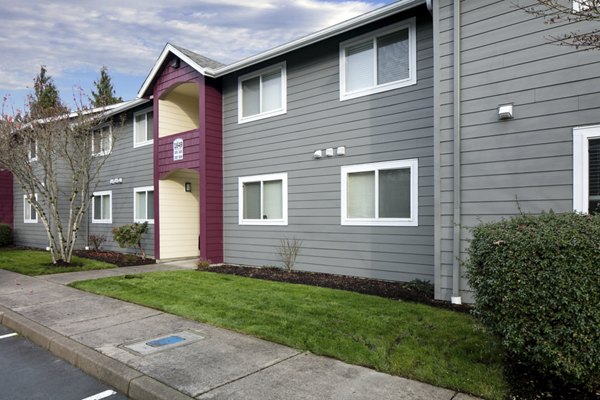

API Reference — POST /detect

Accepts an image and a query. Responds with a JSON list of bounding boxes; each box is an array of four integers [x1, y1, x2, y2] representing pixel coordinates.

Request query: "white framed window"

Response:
[[28, 140, 38, 162], [573, 124, 600, 213], [572, 0, 591, 11], [134, 186, 154, 223], [238, 62, 287, 124], [23, 194, 37, 223], [92, 126, 112, 156], [238, 173, 288, 225], [339, 18, 417, 101], [134, 109, 154, 147], [92, 190, 112, 223], [341, 159, 418, 226]]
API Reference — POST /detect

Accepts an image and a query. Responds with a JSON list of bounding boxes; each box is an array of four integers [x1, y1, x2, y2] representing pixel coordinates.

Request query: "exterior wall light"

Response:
[[498, 104, 514, 120], [185, 182, 192, 192]]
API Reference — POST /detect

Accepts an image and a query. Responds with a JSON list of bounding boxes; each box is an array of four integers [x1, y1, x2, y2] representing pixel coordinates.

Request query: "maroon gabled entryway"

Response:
[[148, 56, 223, 263], [0, 169, 13, 227]]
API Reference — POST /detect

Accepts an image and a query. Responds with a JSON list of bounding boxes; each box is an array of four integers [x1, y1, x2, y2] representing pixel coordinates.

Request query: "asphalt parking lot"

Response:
[[0, 324, 128, 400]]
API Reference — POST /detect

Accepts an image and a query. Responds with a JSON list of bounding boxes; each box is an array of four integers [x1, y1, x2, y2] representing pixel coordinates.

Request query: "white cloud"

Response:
[[0, 0, 390, 106]]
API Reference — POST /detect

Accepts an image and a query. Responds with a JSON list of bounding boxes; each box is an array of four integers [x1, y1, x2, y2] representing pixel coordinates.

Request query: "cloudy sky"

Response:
[[0, 0, 394, 112]]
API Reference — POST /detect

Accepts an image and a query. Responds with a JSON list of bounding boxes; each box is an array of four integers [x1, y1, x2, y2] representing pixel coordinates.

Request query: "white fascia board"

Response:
[[137, 0, 424, 98], [212, 0, 425, 77], [137, 43, 210, 98]]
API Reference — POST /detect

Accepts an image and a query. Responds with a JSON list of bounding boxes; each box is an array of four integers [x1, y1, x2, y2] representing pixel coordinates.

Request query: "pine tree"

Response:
[[91, 66, 122, 107], [30, 66, 64, 117]]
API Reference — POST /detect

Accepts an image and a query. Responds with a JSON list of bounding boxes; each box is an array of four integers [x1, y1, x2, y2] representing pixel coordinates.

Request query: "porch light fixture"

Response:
[[498, 104, 513, 120], [185, 182, 192, 192]]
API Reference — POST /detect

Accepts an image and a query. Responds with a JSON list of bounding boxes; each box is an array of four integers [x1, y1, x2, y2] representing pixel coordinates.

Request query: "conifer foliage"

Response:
[[91, 66, 122, 107]]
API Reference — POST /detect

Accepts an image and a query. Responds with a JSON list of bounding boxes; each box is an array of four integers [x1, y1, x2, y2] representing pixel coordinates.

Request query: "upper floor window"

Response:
[[92, 190, 112, 223], [134, 186, 154, 223], [134, 109, 154, 147], [28, 140, 38, 162], [573, 125, 600, 213], [341, 159, 418, 226], [340, 18, 416, 101], [238, 173, 288, 225], [23, 194, 37, 223], [238, 62, 287, 124], [92, 126, 112, 156]]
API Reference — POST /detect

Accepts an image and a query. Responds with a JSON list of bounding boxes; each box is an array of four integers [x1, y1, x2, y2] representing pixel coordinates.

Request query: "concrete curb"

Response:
[[0, 305, 195, 400]]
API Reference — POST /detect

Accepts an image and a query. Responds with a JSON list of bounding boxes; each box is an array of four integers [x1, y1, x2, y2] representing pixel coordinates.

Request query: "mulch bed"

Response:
[[73, 250, 156, 267], [200, 264, 472, 313]]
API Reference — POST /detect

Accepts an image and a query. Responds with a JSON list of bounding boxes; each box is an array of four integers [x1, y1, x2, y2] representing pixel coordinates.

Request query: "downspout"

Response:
[[451, 0, 462, 305]]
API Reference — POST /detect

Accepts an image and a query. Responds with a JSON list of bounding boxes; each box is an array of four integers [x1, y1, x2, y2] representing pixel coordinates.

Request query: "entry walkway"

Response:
[[0, 265, 479, 400]]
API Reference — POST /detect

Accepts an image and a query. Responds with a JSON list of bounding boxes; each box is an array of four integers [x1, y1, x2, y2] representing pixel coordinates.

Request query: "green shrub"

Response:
[[112, 222, 149, 258], [0, 223, 12, 246], [464, 211, 600, 391]]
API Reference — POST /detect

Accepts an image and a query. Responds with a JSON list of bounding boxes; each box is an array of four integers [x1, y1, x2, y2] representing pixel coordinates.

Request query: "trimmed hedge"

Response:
[[0, 223, 12, 246], [465, 212, 600, 391]]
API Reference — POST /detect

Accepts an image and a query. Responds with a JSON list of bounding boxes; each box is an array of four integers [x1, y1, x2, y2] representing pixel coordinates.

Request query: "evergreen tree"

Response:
[[31, 66, 64, 117], [91, 66, 122, 107]]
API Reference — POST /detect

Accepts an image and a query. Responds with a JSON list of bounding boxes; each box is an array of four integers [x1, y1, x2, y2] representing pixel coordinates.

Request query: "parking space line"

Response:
[[0, 333, 18, 340], [81, 390, 117, 400]]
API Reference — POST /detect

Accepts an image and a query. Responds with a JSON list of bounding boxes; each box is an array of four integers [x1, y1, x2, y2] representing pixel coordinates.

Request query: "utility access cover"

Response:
[[123, 331, 204, 355]]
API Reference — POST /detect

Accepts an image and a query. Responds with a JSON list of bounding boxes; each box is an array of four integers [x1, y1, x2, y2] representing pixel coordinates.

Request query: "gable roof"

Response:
[[138, 0, 425, 98]]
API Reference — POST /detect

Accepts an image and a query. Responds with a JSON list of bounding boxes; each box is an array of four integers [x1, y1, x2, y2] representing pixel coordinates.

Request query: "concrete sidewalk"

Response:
[[0, 265, 479, 400]]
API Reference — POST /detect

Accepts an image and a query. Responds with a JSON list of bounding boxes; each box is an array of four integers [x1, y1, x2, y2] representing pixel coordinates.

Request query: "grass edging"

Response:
[[70, 270, 507, 399]]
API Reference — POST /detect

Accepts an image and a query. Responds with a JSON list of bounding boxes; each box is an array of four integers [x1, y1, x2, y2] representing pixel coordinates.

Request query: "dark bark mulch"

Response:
[[200, 264, 472, 313], [73, 250, 156, 267]]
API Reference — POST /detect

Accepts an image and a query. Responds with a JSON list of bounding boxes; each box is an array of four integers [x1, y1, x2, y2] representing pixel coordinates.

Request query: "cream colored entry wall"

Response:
[[159, 83, 200, 138], [159, 169, 200, 259]]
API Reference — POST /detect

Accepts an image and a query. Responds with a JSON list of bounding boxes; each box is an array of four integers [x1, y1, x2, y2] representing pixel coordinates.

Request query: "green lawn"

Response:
[[71, 270, 508, 399], [0, 248, 116, 275]]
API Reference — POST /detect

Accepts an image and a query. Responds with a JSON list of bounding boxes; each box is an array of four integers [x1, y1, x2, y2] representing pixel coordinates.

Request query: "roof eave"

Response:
[[211, 0, 425, 77], [137, 43, 212, 99], [137, 0, 424, 96]]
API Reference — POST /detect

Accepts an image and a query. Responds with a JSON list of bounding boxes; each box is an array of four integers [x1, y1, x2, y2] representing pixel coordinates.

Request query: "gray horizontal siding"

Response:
[[12, 105, 155, 258], [88, 107, 155, 257], [222, 6, 435, 283], [434, 0, 600, 301]]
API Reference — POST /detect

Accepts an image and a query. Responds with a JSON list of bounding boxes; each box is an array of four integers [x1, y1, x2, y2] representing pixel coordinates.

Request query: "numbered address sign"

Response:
[[173, 138, 183, 161]]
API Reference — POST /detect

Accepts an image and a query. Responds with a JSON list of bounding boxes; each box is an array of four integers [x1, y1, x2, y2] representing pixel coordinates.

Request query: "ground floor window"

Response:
[[92, 191, 112, 223], [134, 186, 154, 223], [341, 159, 418, 226], [23, 195, 37, 223], [573, 125, 600, 213], [238, 173, 287, 225]]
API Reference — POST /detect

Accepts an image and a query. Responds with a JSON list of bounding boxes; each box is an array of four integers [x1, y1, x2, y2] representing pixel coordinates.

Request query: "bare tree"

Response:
[[0, 93, 118, 265], [520, 0, 600, 50]]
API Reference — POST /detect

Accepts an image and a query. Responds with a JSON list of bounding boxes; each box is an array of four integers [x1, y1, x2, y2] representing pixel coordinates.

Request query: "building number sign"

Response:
[[173, 138, 183, 161]]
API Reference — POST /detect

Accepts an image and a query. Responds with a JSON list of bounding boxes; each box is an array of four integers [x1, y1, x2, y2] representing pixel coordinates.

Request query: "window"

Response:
[[92, 126, 112, 156], [573, 125, 600, 213], [341, 159, 418, 226], [238, 62, 286, 123], [134, 186, 154, 223], [238, 173, 288, 225], [572, 0, 590, 11], [134, 109, 153, 147], [92, 191, 112, 223], [23, 195, 37, 223], [28, 140, 38, 162], [340, 19, 416, 100]]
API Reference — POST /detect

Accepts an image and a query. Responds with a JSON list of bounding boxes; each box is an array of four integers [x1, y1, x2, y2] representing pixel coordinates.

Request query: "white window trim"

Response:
[[133, 108, 154, 148], [572, 0, 590, 11], [573, 124, 600, 212], [92, 190, 112, 224], [133, 186, 154, 224], [238, 172, 288, 225], [341, 159, 418, 226], [23, 194, 38, 224], [237, 62, 287, 124], [92, 126, 112, 156], [28, 140, 38, 162], [339, 18, 417, 101]]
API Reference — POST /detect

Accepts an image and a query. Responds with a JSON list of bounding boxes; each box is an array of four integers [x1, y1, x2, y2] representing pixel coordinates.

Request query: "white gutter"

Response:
[[451, 0, 462, 305], [137, 0, 425, 98]]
